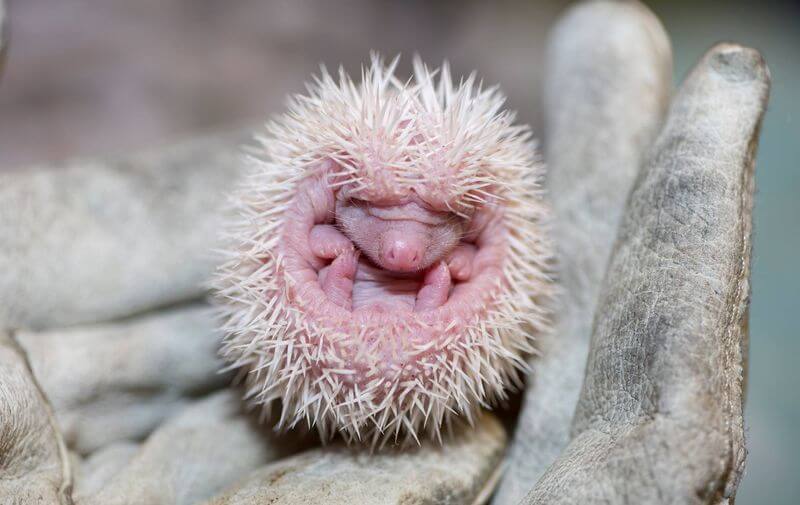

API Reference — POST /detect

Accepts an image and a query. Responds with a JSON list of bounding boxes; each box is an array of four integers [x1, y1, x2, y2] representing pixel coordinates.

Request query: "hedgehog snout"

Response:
[[380, 229, 424, 271], [335, 195, 462, 273]]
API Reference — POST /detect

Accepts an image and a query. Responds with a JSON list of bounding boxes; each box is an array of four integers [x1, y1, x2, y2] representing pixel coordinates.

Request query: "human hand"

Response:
[[497, 2, 769, 504]]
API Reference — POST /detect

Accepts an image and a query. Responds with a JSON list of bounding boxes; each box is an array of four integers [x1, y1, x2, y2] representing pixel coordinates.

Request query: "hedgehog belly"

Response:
[[246, 174, 519, 445]]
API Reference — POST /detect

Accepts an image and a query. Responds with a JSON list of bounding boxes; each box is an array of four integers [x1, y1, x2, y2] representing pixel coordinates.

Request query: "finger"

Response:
[[528, 43, 770, 504], [0, 332, 73, 503], [0, 131, 246, 330], [14, 304, 228, 455], [81, 391, 299, 505], [73, 442, 138, 498], [201, 413, 505, 505], [497, 1, 672, 502]]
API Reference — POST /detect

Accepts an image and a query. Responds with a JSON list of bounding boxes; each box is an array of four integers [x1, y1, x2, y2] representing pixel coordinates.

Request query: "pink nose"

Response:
[[381, 235, 423, 271]]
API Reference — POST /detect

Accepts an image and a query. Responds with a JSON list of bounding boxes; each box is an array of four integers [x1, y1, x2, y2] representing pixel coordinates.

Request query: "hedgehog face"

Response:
[[334, 191, 464, 273], [215, 55, 553, 446]]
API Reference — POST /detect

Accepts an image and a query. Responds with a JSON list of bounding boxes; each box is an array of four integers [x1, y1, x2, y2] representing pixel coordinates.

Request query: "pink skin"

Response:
[[312, 207, 459, 313], [270, 162, 511, 416], [335, 194, 463, 273], [277, 162, 507, 357]]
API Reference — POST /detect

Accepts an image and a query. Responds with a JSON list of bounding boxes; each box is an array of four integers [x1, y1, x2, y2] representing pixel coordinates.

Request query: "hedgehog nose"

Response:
[[381, 233, 424, 272]]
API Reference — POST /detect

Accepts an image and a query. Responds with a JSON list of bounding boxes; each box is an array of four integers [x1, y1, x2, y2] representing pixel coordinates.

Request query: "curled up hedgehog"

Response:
[[214, 54, 553, 446]]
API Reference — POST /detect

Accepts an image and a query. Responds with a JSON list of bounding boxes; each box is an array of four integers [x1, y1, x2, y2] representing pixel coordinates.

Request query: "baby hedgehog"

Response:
[[214, 54, 553, 446]]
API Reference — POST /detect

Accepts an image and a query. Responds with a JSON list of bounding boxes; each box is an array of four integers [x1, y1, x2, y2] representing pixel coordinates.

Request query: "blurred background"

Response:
[[0, 0, 796, 502]]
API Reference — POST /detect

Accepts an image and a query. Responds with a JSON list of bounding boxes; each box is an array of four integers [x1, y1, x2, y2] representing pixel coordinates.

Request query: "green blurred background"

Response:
[[0, 0, 796, 502]]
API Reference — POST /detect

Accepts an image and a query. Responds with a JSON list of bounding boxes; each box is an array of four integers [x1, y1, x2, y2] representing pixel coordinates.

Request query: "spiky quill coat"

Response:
[[214, 55, 553, 446]]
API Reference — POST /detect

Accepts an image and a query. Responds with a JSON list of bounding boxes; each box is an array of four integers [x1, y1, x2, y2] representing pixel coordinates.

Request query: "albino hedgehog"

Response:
[[214, 54, 553, 446]]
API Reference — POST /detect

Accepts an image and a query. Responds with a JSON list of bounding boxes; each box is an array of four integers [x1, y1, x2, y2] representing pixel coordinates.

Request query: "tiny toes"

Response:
[[320, 250, 359, 310], [415, 261, 452, 312], [446, 243, 477, 281], [310, 224, 353, 259]]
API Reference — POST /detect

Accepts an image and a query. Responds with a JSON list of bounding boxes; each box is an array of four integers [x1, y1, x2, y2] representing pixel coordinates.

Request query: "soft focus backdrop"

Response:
[[0, 1, 796, 502]]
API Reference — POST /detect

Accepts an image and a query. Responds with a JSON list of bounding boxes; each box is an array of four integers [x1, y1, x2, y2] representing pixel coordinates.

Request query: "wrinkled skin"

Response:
[[285, 171, 499, 317], [0, 1, 769, 504], [334, 192, 464, 273]]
